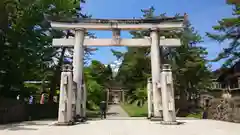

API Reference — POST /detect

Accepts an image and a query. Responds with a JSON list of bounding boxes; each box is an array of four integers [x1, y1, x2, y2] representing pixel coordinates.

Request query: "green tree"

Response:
[[0, 0, 95, 100], [227, 0, 240, 4], [171, 20, 212, 111], [84, 60, 113, 109], [113, 7, 155, 106], [206, 3, 239, 66], [114, 7, 211, 109]]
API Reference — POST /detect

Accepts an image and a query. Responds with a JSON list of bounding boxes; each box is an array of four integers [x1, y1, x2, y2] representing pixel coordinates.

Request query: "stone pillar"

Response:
[[160, 64, 177, 124], [238, 77, 240, 88], [71, 82, 76, 120], [81, 82, 87, 118], [106, 89, 109, 109], [150, 28, 162, 118], [58, 71, 67, 123], [147, 78, 153, 118], [122, 89, 125, 103], [57, 64, 73, 125], [73, 29, 85, 117]]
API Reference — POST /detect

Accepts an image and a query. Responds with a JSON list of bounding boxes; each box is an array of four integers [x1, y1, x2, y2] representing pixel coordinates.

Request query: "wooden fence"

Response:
[[0, 98, 58, 124]]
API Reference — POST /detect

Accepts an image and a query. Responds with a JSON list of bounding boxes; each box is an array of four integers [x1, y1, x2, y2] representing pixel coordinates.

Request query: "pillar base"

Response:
[[159, 121, 181, 125], [150, 116, 163, 121], [75, 117, 87, 122], [73, 115, 87, 122], [75, 114, 81, 119]]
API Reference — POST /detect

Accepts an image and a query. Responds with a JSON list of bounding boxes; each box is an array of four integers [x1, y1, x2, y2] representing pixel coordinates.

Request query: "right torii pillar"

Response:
[[73, 29, 85, 118], [150, 28, 177, 124], [160, 64, 177, 124]]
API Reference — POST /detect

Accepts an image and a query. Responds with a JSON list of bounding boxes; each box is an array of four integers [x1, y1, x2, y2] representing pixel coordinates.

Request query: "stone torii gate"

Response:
[[49, 17, 185, 125]]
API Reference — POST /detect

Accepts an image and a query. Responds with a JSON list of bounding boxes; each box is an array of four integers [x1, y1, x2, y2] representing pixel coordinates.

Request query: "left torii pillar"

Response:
[[57, 64, 74, 125], [73, 29, 85, 118]]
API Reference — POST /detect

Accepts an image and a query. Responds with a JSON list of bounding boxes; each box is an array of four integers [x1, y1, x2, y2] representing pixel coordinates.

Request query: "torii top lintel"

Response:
[[48, 16, 185, 30]]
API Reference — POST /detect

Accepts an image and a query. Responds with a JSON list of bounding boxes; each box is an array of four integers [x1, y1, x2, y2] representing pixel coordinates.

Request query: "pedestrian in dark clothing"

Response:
[[202, 108, 208, 119], [202, 99, 210, 119], [100, 101, 107, 119]]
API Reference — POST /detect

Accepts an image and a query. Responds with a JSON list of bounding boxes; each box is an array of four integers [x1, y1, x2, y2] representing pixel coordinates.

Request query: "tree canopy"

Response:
[[84, 60, 113, 109], [0, 0, 93, 98], [207, 3, 240, 67], [113, 7, 212, 107]]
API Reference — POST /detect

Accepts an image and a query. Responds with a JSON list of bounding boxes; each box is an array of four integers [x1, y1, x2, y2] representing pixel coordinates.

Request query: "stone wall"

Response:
[[207, 97, 240, 123], [0, 98, 58, 124]]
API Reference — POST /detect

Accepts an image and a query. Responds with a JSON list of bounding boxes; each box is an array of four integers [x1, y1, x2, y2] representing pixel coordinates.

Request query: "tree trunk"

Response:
[[176, 87, 189, 117], [0, 1, 9, 95], [48, 48, 66, 103], [0, 1, 8, 32]]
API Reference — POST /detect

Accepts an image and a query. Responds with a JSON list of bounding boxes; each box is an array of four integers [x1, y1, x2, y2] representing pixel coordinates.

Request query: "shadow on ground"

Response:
[[87, 111, 119, 117], [155, 121, 186, 125], [177, 117, 200, 120], [106, 118, 146, 120], [0, 121, 49, 131], [106, 112, 119, 116]]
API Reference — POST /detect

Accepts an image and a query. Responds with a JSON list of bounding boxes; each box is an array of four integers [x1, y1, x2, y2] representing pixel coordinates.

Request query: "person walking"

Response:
[[100, 101, 107, 119], [40, 93, 45, 104], [29, 95, 33, 104], [202, 99, 210, 119]]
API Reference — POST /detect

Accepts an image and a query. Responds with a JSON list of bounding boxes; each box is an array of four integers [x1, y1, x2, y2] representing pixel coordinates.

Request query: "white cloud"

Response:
[[109, 59, 122, 73]]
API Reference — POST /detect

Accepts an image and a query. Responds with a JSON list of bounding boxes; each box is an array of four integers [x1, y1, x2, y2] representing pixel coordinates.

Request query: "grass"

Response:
[[121, 102, 204, 119], [120, 103, 148, 117], [186, 112, 203, 119], [120, 101, 205, 119], [86, 110, 101, 118]]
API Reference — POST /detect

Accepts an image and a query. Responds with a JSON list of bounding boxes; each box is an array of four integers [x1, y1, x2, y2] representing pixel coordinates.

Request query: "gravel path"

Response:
[[1, 105, 239, 135], [1, 118, 240, 135], [107, 105, 129, 118]]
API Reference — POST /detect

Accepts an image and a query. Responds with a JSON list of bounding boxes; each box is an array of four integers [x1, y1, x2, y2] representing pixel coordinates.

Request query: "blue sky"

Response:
[[82, 0, 233, 70]]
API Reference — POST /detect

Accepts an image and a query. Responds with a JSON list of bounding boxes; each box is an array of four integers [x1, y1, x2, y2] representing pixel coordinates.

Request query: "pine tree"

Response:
[[114, 7, 211, 108], [207, 3, 240, 66], [172, 20, 212, 111]]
